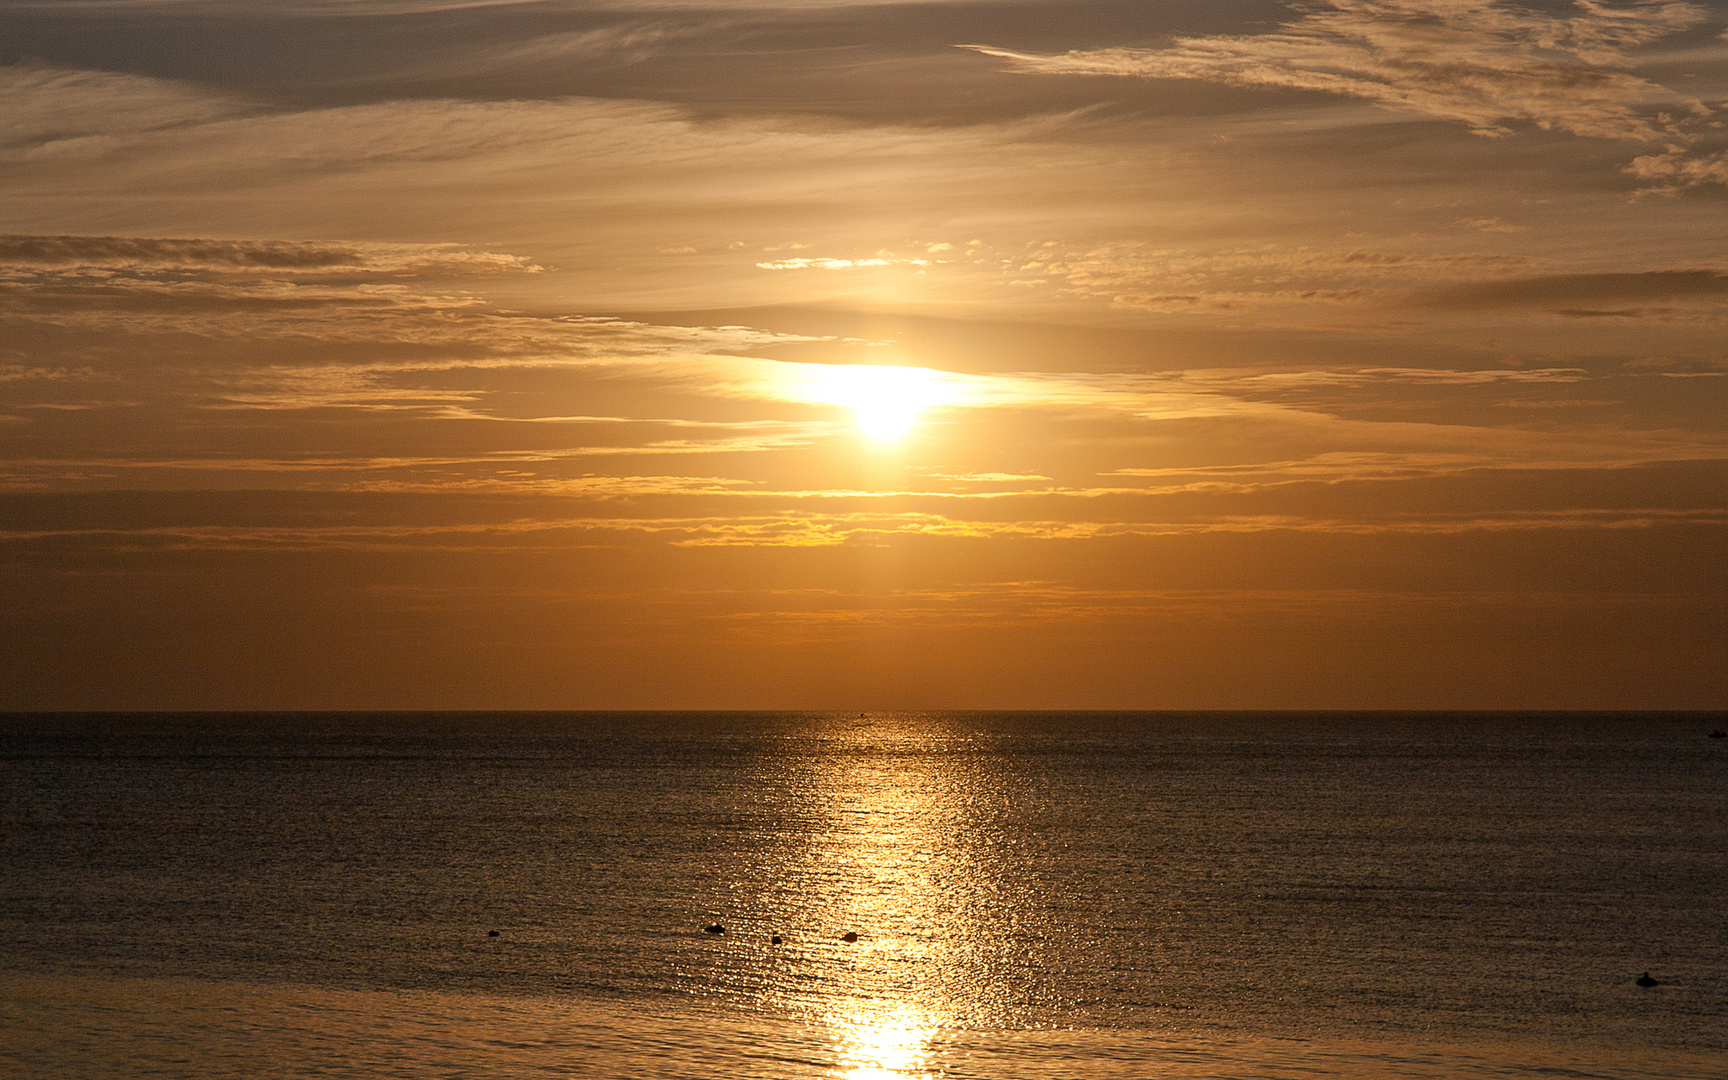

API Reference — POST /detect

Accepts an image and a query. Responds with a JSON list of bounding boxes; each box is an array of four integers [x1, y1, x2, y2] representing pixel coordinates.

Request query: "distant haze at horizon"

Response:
[[3, 0, 1726, 710]]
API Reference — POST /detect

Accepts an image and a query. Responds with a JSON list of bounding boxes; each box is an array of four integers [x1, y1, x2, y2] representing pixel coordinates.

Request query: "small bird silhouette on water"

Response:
[[1636, 972, 1659, 987], [841, 931, 859, 943], [705, 923, 726, 935], [771, 934, 783, 945], [487, 930, 500, 938]]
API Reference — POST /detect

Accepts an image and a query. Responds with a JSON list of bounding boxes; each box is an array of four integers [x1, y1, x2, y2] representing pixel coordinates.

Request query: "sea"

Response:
[[2, 711, 1724, 1079]]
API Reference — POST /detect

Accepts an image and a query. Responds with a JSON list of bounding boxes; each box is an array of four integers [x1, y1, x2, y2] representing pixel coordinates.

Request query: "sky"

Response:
[[2, 0, 1725, 710]]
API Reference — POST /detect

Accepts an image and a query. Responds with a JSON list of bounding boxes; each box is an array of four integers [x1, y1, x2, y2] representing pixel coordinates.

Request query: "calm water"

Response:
[[2, 712, 1725, 1078]]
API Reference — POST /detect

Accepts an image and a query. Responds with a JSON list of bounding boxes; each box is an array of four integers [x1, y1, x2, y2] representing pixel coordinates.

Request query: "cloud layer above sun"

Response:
[[3, 1, 1726, 708]]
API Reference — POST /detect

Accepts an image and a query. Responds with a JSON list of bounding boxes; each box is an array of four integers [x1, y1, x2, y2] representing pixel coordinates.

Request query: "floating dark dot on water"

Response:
[[1636, 972, 1659, 987], [487, 930, 500, 937], [771, 934, 783, 945], [1709, 730, 1726, 739], [841, 931, 858, 943], [705, 923, 726, 935]]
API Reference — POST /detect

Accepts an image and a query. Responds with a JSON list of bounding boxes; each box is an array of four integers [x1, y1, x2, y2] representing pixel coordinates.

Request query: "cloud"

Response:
[[1102, 448, 1683, 486], [1626, 146, 1728, 189], [1458, 217, 1529, 233], [1181, 367, 1592, 388], [0, 237, 806, 351], [8, 500, 1725, 554], [1412, 269, 1728, 309], [0, 64, 251, 162], [0, 0, 974, 11], [986, 241, 1550, 312], [0, 62, 1139, 310], [0, 238, 853, 434], [5, 233, 1724, 533], [1106, 288, 1369, 312], [756, 257, 933, 270], [962, 1, 1723, 182], [0, 236, 1293, 427], [0, 235, 539, 276], [921, 471, 1051, 484]]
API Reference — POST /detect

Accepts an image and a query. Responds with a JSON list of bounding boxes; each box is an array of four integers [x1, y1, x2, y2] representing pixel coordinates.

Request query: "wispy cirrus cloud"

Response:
[[756, 256, 936, 270], [0, 234, 1280, 427], [986, 240, 1728, 319], [9, 502, 1727, 554], [1101, 447, 1717, 486], [5, 234, 1724, 521], [1411, 268, 1728, 310], [991, 240, 1553, 311], [0, 64, 260, 170], [963, 1, 1724, 184], [0, 234, 540, 276], [1180, 366, 1592, 388], [0, 236, 851, 453]]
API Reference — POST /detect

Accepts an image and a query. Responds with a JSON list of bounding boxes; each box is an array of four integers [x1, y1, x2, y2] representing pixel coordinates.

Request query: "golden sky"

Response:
[[3, 0, 1726, 708]]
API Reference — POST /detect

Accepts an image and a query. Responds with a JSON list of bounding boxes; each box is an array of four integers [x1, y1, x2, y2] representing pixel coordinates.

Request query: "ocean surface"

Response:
[[2, 711, 1724, 1078]]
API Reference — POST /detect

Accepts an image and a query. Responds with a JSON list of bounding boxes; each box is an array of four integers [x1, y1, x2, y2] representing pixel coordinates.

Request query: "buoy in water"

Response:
[[705, 923, 726, 935], [1636, 972, 1659, 987]]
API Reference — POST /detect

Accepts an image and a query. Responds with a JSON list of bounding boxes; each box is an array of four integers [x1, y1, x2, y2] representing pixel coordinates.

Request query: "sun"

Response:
[[813, 364, 950, 442]]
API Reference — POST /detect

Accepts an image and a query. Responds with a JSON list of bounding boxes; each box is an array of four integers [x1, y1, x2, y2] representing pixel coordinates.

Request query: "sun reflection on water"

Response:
[[833, 1005, 939, 1080], [700, 716, 1054, 1073]]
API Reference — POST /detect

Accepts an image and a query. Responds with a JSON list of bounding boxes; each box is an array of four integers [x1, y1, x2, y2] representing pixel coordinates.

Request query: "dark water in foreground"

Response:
[[2, 711, 1725, 1078]]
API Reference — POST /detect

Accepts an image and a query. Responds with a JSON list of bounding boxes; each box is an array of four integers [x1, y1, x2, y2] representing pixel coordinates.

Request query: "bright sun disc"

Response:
[[814, 365, 949, 442]]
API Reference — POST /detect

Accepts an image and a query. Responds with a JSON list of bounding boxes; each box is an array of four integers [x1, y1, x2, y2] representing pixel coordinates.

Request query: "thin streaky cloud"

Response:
[[0, 0, 998, 11], [1412, 269, 1728, 307], [961, 1, 1724, 182], [1180, 367, 1593, 387], [1101, 448, 1728, 484], [7, 506, 1725, 554], [0, 235, 540, 275]]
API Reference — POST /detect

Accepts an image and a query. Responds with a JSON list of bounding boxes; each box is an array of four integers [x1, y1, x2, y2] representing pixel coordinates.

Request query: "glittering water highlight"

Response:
[[3, 712, 1724, 1078]]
